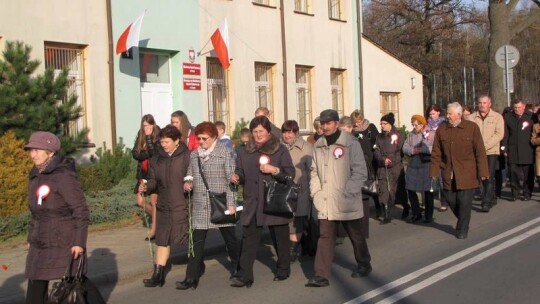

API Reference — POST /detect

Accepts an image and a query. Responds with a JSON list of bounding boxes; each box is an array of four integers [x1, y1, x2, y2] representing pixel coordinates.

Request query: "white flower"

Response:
[[184, 175, 194, 182]]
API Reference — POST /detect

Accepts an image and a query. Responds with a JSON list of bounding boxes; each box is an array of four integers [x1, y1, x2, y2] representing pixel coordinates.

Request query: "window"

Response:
[[253, 0, 273, 6], [295, 0, 311, 14], [330, 69, 345, 116], [380, 92, 400, 126], [206, 58, 229, 123], [44, 43, 86, 137], [328, 0, 342, 20], [296, 66, 313, 130], [139, 53, 170, 83], [255, 63, 275, 111]]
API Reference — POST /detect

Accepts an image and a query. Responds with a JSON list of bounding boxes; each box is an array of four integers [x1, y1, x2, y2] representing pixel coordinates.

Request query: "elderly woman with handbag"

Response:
[[24, 131, 89, 304], [230, 116, 295, 288], [176, 122, 240, 290], [403, 115, 435, 223]]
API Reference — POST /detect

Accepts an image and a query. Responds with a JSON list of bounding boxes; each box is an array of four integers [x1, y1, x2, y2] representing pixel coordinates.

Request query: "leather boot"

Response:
[[381, 205, 392, 224], [289, 242, 299, 263], [401, 203, 410, 219], [143, 264, 165, 287]]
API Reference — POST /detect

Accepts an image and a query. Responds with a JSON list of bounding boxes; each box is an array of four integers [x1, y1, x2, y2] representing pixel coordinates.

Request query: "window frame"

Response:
[[206, 57, 230, 124]]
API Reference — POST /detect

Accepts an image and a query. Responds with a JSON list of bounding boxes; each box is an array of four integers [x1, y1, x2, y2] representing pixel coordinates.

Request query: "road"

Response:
[[102, 196, 540, 304]]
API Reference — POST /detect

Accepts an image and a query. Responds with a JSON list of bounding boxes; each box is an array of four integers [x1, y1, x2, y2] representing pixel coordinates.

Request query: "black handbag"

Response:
[[48, 255, 87, 304], [198, 158, 239, 224], [362, 161, 378, 195], [263, 176, 298, 218]]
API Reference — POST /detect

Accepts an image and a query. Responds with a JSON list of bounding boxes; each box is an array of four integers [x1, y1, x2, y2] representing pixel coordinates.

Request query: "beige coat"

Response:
[[310, 131, 367, 221], [470, 110, 504, 156], [530, 123, 540, 176], [286, 136, 313, 217]]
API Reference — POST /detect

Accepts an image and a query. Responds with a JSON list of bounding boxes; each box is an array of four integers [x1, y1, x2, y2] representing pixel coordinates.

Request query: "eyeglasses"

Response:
[[380, 122, 389, 125], [411, 123, 419, 127], [197, 136, 210, 142]]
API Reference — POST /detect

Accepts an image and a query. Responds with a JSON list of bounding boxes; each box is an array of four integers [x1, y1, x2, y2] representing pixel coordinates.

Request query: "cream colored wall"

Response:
[[0, 0, 112, 153], [198, 1, 357, 131], [361, 38, 424, 129]]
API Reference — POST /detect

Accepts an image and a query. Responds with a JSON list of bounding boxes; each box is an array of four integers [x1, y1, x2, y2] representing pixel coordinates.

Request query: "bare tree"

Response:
[[488, 0, 540, 111]]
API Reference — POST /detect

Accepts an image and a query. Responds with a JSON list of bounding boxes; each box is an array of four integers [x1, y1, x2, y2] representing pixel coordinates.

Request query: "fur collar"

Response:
[[245, 134, 281, 155]]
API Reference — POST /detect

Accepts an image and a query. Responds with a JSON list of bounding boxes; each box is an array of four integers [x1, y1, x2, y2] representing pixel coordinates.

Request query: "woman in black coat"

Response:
[[140, 125, 191, 287], [132, 114, 160, 240], [230, 116, 295, 288], [24, 131, 89, 304]]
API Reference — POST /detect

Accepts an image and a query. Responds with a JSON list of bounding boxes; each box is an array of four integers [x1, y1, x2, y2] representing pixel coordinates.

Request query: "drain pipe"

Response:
[[106, 0, 117, 148], [356, 0, 365, 112], [279, 0, 289, 121]]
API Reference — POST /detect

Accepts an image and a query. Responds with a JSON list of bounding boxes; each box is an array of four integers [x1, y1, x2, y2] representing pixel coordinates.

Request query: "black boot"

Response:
[[381, 205, 392, 225], [143, 264, 165, 287], [176, 278, 199, 290], [289, 242, 299, 263], [401, 203, 410, 220]]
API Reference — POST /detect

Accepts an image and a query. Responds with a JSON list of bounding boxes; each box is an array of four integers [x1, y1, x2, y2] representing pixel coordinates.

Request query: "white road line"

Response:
[[344, 217, 540, 304], [377, 224, 540, 304]]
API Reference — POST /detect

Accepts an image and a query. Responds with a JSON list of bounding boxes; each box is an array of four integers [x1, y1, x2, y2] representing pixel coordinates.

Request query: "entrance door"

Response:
[[139, 52, 172, 128]]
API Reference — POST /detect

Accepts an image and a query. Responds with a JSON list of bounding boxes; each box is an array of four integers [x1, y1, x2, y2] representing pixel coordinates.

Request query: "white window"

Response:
[[296, 66, 313, 130], [207, 58, 229, 123], [328, 0, 342, 20], [255, 62, 274, 111], [253, 0, 273, 6], [331, 69, 345, 116], [380, 92, 400, 126], [44, 43, 86, 137], [295, 0, 311, 13]]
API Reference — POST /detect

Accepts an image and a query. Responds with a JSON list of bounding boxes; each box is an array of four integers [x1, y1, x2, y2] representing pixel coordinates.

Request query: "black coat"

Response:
[[236, 134, 295, 226], [132, 134, 160, 180], [503, 111, 534, 164], [147, 143, 190, 246], [25, 156, 89, 280]]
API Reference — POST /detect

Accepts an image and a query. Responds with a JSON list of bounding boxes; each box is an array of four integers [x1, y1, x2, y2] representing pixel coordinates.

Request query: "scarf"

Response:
[[36, 155, 54, 173], [197, 139, 217, 162], [427, 117, 445, 131], [353, 119, 371, 133]]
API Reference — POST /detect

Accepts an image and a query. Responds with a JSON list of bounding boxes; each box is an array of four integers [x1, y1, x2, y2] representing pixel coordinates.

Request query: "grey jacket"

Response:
[[310, 131, 367, 221]]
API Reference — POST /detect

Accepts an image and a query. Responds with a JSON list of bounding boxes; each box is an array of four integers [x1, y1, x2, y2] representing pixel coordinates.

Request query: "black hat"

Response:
[[381, 112, 395, 125], [319, 109, 339, 123]]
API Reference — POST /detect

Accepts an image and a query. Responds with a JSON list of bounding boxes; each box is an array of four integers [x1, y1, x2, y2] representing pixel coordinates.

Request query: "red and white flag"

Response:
[[211, 19, 230, 69], [116, 12, 145, 55]]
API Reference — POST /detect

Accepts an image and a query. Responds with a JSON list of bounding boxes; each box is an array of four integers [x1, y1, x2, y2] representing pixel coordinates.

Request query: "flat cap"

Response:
[[24, 131, 61, 152], [319, 109, 339, 123]]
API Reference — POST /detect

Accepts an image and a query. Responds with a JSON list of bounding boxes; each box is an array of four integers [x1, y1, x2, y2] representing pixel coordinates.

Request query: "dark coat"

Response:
[[236, 134, 295, 226], [430, 120, 489, 190], [502, 111, 534, 165], [374, 127, 404, 178], [147, 143, 191, 246], [132, 134, 160, 180], [25, 156, 89, 281], [352, 121, 379, 178]]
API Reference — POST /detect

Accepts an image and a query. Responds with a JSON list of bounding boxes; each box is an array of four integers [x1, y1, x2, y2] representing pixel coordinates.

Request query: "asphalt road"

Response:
[[102, 196, 540, 304]]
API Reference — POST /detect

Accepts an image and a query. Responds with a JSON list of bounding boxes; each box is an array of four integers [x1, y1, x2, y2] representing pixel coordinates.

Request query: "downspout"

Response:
[[356, 0, 365, 113], [279, 0, 288, 121], [106, 0, 117, 148]]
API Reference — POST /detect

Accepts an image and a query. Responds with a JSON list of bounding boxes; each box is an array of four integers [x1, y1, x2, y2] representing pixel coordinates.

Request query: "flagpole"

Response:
[[197, 37, 212, 57]]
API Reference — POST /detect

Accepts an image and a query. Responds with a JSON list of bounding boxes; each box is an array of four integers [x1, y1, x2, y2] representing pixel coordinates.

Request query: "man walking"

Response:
[[502, 99, 535, 201], [431, 102, 488, 239], [306, 109, 372, 287], [470, 95, 504, 212]]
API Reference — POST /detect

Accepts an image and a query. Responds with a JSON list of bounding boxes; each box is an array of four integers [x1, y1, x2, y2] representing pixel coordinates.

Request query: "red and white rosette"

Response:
[[36, 185, 51, 206], [259, 154, 270, 165], [423, 131, 430, 140], [522, 121, 529, 130], [391, 134, 398, 145], [333, 147, 344, 159]]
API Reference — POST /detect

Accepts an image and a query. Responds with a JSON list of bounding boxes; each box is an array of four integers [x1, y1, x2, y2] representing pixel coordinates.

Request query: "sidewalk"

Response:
[[0, 223, 235, 303]]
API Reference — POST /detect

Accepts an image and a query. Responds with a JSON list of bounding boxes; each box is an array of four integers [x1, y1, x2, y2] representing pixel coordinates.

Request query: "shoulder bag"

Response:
[[263, 175, 299, 218], [198, 158, 239, 224], [48, 255, 87, 304]]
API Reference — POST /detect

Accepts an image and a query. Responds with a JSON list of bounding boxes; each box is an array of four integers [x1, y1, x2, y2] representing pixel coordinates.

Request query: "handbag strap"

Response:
[[62, 254, 85, 279], [197, 157, 211, 193]]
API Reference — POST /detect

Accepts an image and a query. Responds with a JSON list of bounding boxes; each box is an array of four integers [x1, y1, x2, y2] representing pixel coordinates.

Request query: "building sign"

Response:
[[183, 63, 201, 76], [183, 78, 201, 90]]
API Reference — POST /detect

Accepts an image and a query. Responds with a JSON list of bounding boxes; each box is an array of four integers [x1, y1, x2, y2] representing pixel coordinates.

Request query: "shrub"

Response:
[[231, 118, 250, 146], [86, 178, 139, 225], [79, 141, 136, 192], [0, 131, 33, 217]]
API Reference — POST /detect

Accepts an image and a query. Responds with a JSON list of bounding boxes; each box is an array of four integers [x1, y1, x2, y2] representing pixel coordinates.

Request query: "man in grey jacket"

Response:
[[306, 109, 372, 287]]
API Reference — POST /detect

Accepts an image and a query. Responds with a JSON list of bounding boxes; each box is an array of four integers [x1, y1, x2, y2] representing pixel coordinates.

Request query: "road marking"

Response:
[[376, 224, 540, 304], [344, 216, 540, 304]]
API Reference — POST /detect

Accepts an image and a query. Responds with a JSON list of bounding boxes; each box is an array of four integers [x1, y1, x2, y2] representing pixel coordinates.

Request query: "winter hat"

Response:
[[380, 112, 395, 125], [24, 131, 61, 153], [319, 109, 340, 123], [411, 114, 427, 126]]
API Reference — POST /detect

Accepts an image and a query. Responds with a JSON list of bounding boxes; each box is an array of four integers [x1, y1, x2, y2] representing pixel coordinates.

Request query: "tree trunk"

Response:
[[488, 2, 511, 112]]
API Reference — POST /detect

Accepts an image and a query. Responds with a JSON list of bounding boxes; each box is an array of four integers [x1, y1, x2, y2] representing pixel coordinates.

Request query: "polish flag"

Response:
[[211, 19, 231, 69], [116, 12, 145, 55]]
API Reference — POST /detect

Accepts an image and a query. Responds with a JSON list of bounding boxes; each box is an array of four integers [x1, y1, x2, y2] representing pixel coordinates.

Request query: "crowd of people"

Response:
[[23, 96, 540, 302]]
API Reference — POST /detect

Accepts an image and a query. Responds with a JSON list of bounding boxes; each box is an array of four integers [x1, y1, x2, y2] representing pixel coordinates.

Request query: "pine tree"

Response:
[[0, 40, 88, 154]]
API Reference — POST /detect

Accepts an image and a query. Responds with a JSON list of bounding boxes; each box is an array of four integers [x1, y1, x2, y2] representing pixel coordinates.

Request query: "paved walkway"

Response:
[[0, 224, 234, 303]]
